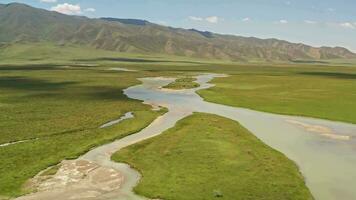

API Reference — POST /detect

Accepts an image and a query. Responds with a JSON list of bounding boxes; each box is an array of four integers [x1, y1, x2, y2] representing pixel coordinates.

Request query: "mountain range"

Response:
[[1, 2, 355, 62]]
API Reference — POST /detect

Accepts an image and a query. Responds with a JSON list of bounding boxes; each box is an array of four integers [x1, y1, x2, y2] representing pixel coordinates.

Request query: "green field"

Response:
[[0, 64, 164, 197], [198, 69, 356, 124], [1, 43, 356, 198], [0, 43, 205, 198], [163, 77, 200, 90], [113, 113, 313, 200]]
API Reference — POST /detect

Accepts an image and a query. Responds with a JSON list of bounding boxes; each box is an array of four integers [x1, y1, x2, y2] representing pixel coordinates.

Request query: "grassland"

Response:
[[1, 43, 356, 198], [198, 69, 356, 124], [113, 113, 313, 200], [0, 64, 165, 197], [112, 55, 356, 124], [163, 77, 200, 90]]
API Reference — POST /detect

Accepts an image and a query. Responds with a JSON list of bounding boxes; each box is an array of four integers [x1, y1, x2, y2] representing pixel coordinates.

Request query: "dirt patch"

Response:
[[18, 160, 124, 200]]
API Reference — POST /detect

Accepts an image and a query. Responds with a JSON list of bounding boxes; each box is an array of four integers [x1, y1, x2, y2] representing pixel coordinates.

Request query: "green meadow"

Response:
[[198, 66, 356, 124], [113, 113, 313, 200], [0, 63, 165, 197], [1, 43, 356, 198]]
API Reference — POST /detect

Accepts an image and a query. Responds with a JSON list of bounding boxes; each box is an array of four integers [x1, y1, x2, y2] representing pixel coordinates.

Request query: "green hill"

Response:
[[1, 2, 355, 62]]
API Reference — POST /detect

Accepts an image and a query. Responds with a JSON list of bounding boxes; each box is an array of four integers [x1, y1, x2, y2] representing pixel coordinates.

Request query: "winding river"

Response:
[[17, 74, 356, 200]]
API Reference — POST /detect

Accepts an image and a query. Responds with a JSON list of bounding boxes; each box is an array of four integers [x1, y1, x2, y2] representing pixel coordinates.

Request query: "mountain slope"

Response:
[[1, 3, 355, 61]]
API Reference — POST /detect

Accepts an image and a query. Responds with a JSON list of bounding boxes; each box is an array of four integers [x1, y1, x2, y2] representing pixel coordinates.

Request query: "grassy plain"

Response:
[[198, 69, 356, 124], [1, 42, 356, 198], [0, 64, 164, 197], [113, 113, 313, 200], [116, 56, 356, 124]]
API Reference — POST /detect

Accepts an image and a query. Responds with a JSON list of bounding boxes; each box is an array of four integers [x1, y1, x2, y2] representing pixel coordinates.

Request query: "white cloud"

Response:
[[189, 16, 220, 24], [285, 1, 291, 5], [51, 3, 82, 15], [278, 19, 288, 24], [84, 8, 96, 12], [189, 16, 203, 21], [340, 22, 355, 29], [242, 17, 250, 22], [205, 16, 219, 23], [304, 20, 317, 24], [40, 0, 57, 3]]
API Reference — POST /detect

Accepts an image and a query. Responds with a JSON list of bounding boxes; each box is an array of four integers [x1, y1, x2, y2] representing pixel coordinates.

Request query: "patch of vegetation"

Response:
[[198, 70, 356, 124], [0, 66, 164, 197], [163, 77, 200, 90], [113, 113, 313, 200]]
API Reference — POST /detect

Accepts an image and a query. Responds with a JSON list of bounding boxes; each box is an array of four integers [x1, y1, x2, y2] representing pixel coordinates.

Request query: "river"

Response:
[[17, 74, 356, 200]]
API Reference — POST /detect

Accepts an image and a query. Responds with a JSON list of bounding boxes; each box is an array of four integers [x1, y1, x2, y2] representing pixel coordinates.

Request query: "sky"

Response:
[[1, 0, 356, 51]]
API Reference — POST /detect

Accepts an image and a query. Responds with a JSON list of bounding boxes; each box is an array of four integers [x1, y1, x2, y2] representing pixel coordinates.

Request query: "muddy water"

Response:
[[17, 74, 356, 200]]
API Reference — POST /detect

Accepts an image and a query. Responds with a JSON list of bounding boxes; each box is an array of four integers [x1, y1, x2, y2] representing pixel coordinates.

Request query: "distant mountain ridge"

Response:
[[1, 2, 355, 61]]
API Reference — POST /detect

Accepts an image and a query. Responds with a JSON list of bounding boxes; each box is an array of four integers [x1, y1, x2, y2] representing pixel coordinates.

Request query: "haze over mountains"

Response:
[[1, 2, 355, 62]]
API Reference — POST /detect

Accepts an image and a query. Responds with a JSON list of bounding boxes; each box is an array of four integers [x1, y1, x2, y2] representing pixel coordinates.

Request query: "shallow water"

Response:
[[100, 112, 134, 128], [16, 73, 356, 200]]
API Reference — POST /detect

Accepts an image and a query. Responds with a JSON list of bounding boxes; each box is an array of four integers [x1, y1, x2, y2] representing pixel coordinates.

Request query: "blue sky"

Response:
[[1, 0, 356, 51]]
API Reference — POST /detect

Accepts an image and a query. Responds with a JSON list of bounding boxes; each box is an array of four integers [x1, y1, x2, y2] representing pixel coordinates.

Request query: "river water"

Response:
[[121, 74, 356, 200]]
